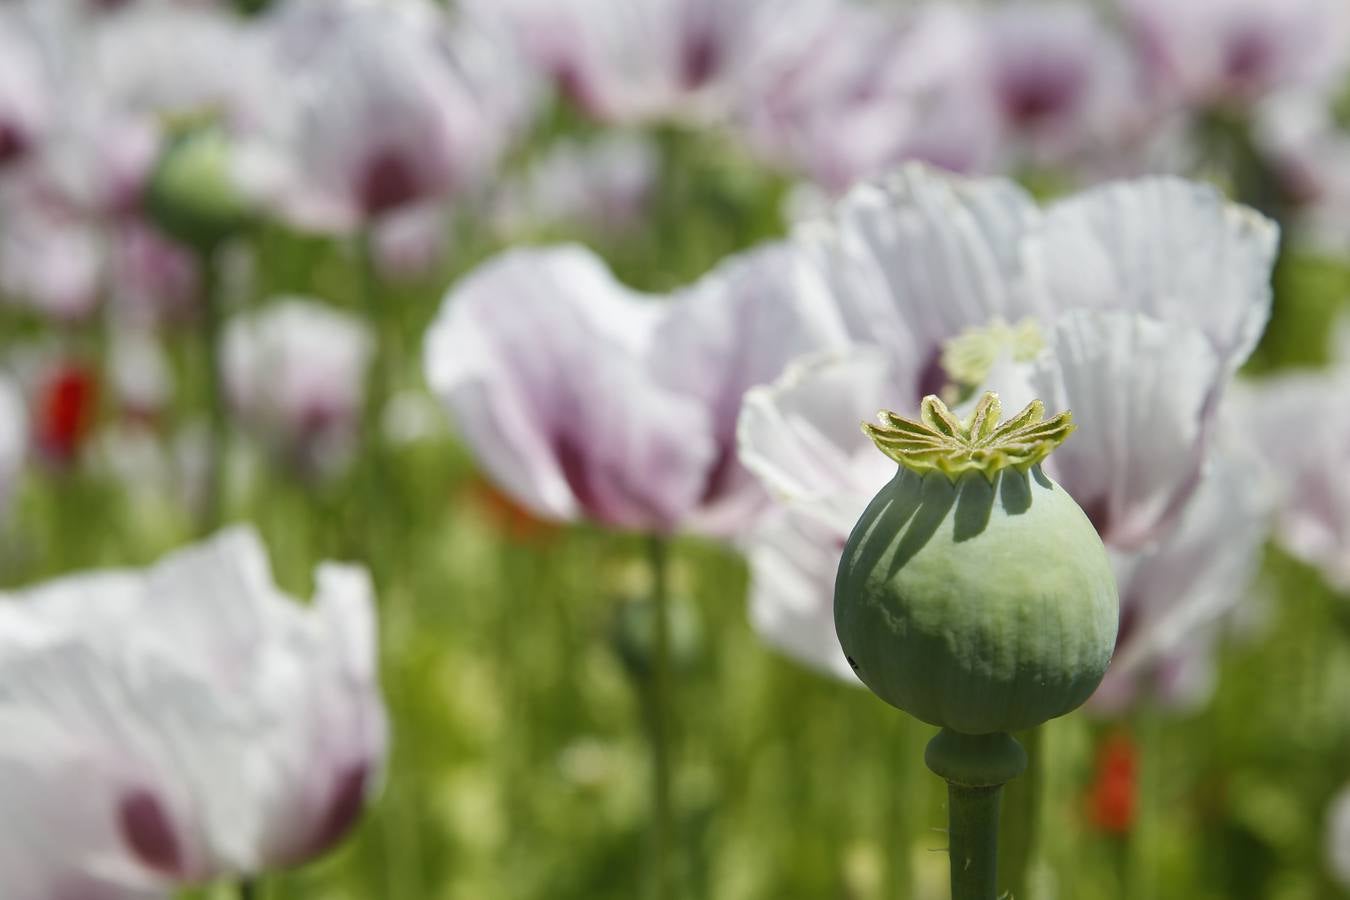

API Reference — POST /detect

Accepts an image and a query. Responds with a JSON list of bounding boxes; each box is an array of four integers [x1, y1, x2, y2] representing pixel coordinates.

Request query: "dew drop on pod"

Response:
[[833, 392, 1117, 900]]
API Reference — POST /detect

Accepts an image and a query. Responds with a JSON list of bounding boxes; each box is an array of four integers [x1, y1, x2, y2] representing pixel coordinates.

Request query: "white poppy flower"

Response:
[[0, 526, 387, 892], [736, 164, 1277, 707], [221, 298, 373, 476]]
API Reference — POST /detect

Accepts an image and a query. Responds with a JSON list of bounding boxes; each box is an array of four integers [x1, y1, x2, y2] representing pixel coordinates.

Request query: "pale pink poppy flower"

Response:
[[248, 0, 528, 233], [736, 165, 1277, 708], [736, 3, 999, 192], [221, 298, 374, 475], [1254, 90, 1350, 252], [0, 178, 105, 321], [84, 4, 270, 127], [493, 133, 660, 239], [38, 102, 159, 219], [789, 170, 1273, 546], [423, 242, 849, 537], [978, 2, 1139, 167], [0, 526, 387, 894], [474, 0, 781, 125], [18, 3, 242, 217], [0, 10, 51, 169], [1234, 332, 1350, 592], [1123, 0, 1350, 109]]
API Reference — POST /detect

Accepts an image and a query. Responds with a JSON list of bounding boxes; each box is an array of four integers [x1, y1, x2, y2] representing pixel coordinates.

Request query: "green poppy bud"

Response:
[[611, 592, 702, 682], [145, 126, 254, 252], [834, 392, 1118, 736]]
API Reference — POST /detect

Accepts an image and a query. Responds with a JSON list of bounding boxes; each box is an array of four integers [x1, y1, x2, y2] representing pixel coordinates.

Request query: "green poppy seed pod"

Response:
[[145, 126, 254, 252], [834, 392, 1118, 736]]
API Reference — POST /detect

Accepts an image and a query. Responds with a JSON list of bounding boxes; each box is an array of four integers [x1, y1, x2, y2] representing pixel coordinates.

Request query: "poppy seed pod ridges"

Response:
[[834, 392, 1118, 736]]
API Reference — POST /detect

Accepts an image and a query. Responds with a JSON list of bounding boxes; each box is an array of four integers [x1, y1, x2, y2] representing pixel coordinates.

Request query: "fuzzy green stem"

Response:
[[946, 784, 1004, 900], [926, 729, 1026, 900], [197, 247, 226, 536], [645, 534, 675, 900], [238, 879, 260, 900]]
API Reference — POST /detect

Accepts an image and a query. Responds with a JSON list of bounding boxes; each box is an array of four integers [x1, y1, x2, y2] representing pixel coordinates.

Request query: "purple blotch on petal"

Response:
[[305, 763, 371, 860], [118, 788, 184, 877], [359, 149, 422, 219]]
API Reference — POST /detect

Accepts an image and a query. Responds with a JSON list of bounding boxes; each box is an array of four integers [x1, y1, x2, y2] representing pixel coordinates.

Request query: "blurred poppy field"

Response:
[[6, 1, 1350, 899]]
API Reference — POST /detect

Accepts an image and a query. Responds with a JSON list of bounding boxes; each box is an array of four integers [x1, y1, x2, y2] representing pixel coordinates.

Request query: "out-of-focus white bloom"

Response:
[[0, 179, 104, 321], [370, 203, 451, 283], [0, 9, 51, 168], [221, 298, 374, 475], [87, 5, 267, 127], [493, 133, 659, 238], [737, 165, 1277, 710], [39, 100, 159, 217], [423, 242, 848, 536], [1235, 330, 1350, 591], [737, 4, 999, 192], [1123, 0, 1350, 108], [107, 222, 200, 327], [1255, 91, 1350, 252], [108, 326, 171, 421], [248, 0, 530, 232], [35, 2, 271, 212], [474, 0, 783, 125], [0, 375, 28, 517], [0, 526, 388, 893], [978, 2, 1139, 167]]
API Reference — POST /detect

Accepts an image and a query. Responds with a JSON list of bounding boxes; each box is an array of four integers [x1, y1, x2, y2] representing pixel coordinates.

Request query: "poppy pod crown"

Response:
[[863, 392, 1075, 482]]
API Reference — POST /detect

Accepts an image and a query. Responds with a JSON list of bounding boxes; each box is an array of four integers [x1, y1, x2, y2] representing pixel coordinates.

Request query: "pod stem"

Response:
[[925, 729, 1027, 900]]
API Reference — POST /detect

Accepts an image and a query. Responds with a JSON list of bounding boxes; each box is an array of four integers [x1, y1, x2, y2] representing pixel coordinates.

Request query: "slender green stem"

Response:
[[353, 232, 421, 900], [925, 729, 1027, 900], [356, 229, 389, 517], [197, 247, 226, 536], [999, 727, 1043, 899], [238, 878, 260, 900], [644, 533, 675, 900]]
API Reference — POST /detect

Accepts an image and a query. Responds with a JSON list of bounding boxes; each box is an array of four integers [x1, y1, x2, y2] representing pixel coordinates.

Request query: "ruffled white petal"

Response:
[[746, 507, 858, 683], [799, 162, 1044, 380], [737, 349, 894, 534], [1029, 310, 1224, 549], [1033, 177, 1278, 370], [650, 243, 853, 536]]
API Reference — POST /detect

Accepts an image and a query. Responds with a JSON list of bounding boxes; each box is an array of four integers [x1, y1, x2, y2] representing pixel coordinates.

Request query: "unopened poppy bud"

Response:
[[146, 127, 254, 252], [611, 593, 702, 682]]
